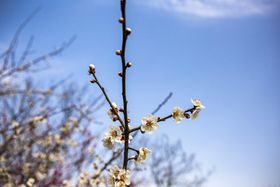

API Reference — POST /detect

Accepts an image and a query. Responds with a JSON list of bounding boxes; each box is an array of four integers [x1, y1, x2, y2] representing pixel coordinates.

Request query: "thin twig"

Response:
[[129, 107, 195, 134], [91, 73, 125, 128], [92, 150, 123, 180], [151, 92, 173, 115], [128, 147, 139, 153]]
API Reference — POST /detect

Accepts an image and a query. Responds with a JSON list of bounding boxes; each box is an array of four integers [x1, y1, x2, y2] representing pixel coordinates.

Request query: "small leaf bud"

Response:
[[113, 116, 118, 122], [125, 28, 132, 35], [126, 62, 132, 68], [119, 17, 125, 23], [184, 112, 191, 119], [115, 50, 122, 56]]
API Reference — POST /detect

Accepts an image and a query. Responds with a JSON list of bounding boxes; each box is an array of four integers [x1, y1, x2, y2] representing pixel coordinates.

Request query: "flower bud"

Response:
[[126, 62, 132, 68], [119, 107, 124, 112], [118, 72, 123, 77], [127, 118, 131, 123], [184, 112, 190, 119], [119, 125, 124, 131], [90, 79, 96, 84], [119, 17, 125, 23], [125, 28, 132, 35], [88, 64, 95, 74], [115, 50, 122, 56], [113, 116, 118, 122]]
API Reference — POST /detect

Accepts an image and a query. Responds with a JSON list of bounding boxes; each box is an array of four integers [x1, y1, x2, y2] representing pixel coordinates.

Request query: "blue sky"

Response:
[[1, 0, 280, 187]]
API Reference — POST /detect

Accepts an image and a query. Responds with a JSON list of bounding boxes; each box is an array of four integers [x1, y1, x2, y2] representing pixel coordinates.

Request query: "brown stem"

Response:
[[92, 150, 122, 180], [119, 0, 130, 170], [91, 73, 125, 128], [128, 147, 139, 153]]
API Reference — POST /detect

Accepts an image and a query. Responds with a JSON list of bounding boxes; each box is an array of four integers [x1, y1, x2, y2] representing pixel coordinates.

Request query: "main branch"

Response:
[[119, 0, 130, 170]]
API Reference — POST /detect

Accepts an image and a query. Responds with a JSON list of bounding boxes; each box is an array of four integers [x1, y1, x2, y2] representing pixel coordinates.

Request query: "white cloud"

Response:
[[136, 0, 279, 18]]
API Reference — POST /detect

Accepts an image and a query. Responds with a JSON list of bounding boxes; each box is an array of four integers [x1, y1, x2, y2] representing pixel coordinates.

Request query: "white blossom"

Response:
[[107, 102, 119, 121], [106, 126, 122, 142], [172, 106, 185, 123], [102, 136, 115, 150], [26, 178, 35, 187], [136, 147, 152, 164], [140, 115, 158, 133], [108, 165, 120, 186], [191, 99, 205, 119]]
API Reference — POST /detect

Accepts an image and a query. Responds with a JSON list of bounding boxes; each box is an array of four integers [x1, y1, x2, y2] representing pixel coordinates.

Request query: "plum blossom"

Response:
[[136, 147, 152, 164], [191, 99, 205, 119], [107, 102, 119, 121], [106, 126, 122, 142], [172, 106, 185, 123], [140, 115, 158, 133], [102, 126, 124, 149], [108, 165, 131, 187], [102, 136, 115, 150]]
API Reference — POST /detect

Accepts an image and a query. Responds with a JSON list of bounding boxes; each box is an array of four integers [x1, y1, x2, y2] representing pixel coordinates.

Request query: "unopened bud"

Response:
[[140, 129, 145, 134], [119, 107, 124, 112], [184, 112, 190, 119], [125, 28, 132, 35], [90, 80, 96, 84], [88, 64, 95, 74], [116, 50, 122, 56], [119, 17, 125, 23], [126, 62, 132, 68], [113, 116, 118, 122], [127, 118, 131, 123], [118, 72, 123, 77]]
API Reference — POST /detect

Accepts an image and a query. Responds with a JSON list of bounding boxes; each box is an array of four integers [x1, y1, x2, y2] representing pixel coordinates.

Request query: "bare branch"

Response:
[[151, 92, 173, 115]]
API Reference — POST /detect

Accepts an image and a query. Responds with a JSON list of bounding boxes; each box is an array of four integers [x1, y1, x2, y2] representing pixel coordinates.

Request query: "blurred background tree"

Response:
[[0, 12, 106, 186]]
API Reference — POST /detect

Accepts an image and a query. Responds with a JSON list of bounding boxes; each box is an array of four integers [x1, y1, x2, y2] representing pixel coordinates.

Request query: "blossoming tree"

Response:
[[88, 0, 205, 186], [0, 11, 107, 187]]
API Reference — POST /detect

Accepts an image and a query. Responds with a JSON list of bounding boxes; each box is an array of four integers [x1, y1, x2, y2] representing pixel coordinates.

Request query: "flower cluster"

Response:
[[108, 166, 131, 187]]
